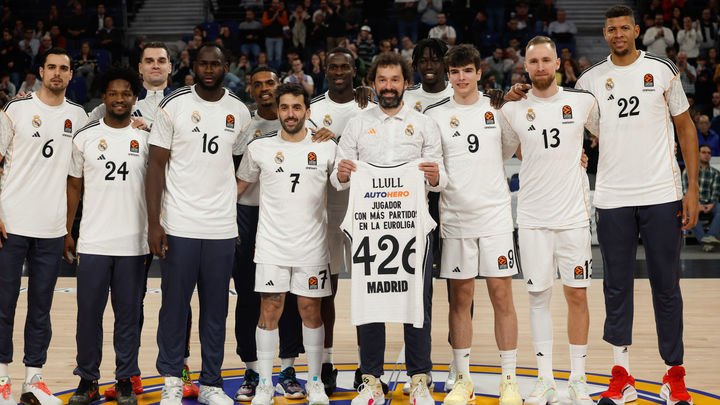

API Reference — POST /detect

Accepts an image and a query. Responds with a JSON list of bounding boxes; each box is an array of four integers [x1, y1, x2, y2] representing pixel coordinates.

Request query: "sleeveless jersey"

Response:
[[340, 160, 436, 327]]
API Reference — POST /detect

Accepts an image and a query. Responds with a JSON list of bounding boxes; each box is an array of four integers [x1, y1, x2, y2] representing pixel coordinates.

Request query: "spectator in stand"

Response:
[[47, 5, 60, 29], [171, 49, 192, 85], [678, 51, 697, 95], [355, 25, 374, 66], [486, 2, 504, 34], [643, 13, 675, 56], [372, 39, 393, 63], [18, 70, 41, 94], [35, 34, 52, 65], [0, 71, 15, 97], [262, 0, 289, 68], [0, 28, 26, 87], [698, 8, 717, 54], [697, 115, 720, 155], [696, 67, 715, 107], [678, 16, 701, 63], [418, 0, 442, 39], [217, 25, 238, 55], [666, 46, 678, 63], [73, 41, 97, 95], [93, 4, 108, 34], [324, 0, 346, 50], [577, 56, 591, 72], [312, 0, 329, 21], [308, 12, 328, 53], [683, 145, 720, 252], [33, 20, 48, 41], [342, 0, 362, 36], [257, 51, 269, 68], [282, 57, 314, 95], [278, 47, 300, 74], [511, 1, 540, 33], [669, 7, 683, 35], [0, 7, 13, 32], [65, 4, 91, 49], [503, 18, 527, 48], [12, 19, 24, 42], [548, 9, 578, 47], [640, 0, 663, 21], [186, 34, 203, 62], [49, 24, 66, 49], [395, 0, 419, 43], [308, 52, 325, 96], [97, 16, 123, 64], [534, 0, 557, 33], [428, 13, 456, 46], [241, 0, 264, 10], [239, 10, 263, 62], [290, 3, 311, 58], [471, 11, 489, 48], [400, 36, 414, 62], [184, 73, 194, 86], [561, 58, 579, 87], [484, 48, 509, 84], [230, 54, 251, 81], [18, 28, 39, 59], [710, 92, 720, 118]]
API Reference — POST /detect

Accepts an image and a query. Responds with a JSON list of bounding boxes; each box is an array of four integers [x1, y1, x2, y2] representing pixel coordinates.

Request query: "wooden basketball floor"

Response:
[[5, 277, 720, 404]]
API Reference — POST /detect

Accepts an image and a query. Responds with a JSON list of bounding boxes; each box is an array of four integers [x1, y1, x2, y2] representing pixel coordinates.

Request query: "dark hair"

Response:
[[327, 47, 354, 61], [444, 44, 481, 70], [605, 5, 634, 22], [525, 35, 557, 53], [250, 65, 279, 80], [142, 41, 170, 59], [700, 144, 712, 151], [196, 42, 226, 62], [412, 38, 448, 69], [39, 47, 71, 68], [275, 82, 309, 108], [99, 66, 142, 95], [368, 52, 412, 83]]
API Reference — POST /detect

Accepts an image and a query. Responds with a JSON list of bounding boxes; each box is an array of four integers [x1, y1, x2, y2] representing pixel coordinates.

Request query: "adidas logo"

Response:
[[536, 352, 544, 357], [452, 131, 461, 137], [527, 279, 533, 285], [452, 267, 461, 273], [276, 167, 284, 173], [97, 154, 106, 160], [367, 128, 376, 134], [528, 125, 535, 131], [607, 94, 615, 101], [265, 280, 274, 286], [192, 127, 200, 133], [32, 132, 40, 138]]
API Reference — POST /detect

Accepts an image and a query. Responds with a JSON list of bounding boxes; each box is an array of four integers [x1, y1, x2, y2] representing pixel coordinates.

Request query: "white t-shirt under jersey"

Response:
[[236, 130, 337, 266], [424, 94, 518, 238], [501, 87, 599, 229], [576, 51, 689, 209], [149, 85, 252, 239], [70, 119, 150, 255], [0, 94, 87, 238], [403, 83, 454, 114]]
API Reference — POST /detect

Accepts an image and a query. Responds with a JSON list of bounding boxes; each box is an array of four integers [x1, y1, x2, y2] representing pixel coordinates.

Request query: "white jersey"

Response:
[[576, 51, 689, 208], [237, 131, 336, 266], [235, 111, 282, 206], [501, 87, 599, 229], [149, 85, 252, 239], [341, 161, 435, 327], [403, 83, 454, 114], [0, 94, 87, 238], [424, 95, 518, 238], [88, 88, 172, 127], [69, 119, 150, 256]]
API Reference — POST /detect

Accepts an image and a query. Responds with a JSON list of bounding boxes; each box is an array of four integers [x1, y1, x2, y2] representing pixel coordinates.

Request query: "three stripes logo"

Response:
[[31, 132, 40, 138], [276, 167, 284, 173], [265, 280, 274, 286], [527, 125, 535, 131], [607, 94, 615, 101], [97, 155, 106, 160], [367, 128, 376, 135], [192, 127, 201, 133], [452, 131, 461, 137], [452, 267, 461, 273]]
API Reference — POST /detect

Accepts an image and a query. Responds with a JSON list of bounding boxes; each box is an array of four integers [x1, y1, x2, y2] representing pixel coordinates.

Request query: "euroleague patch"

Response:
[[307, 152, 317, 166], [64, 119, 73, 133], [644, 73, 654, 87], [130, 139, 139, 153], [226, 114, 235, 129], [308, 276, 318, 290], [574, 266, 584, 279], [562, 105, 573, 119], [484, 111, 495, 125], [497, 255, 508, 270]]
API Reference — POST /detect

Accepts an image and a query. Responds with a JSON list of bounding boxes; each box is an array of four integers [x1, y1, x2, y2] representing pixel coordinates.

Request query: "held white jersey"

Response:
[[235, 111, 282, 206], [501, 87, 599, 228], [0, 95, 87, 238], [424, 95, 517, 238], [403, 83, 454, 114], [236, 131, 336, 266], [149, 85, 252, 239], [69, 120, 150, 256], [341, 160, 436, 328], [576, 51, 689, 208]]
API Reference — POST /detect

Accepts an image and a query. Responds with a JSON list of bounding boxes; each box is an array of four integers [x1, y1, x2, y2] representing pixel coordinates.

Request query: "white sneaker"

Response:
[[0, 377, 15, 405], [444, 362, 457, 392], [442, 373, 474, 405], [198, 385, 233, 405], [499, 374, 522, 405], [524, 377, 558, 405], [160, 377, 183, 405], [568, 376, 595, 405], [403, 373, 433, 395], [306, 377, 330, 405], [20, 374, 62, 405], [251, 382, 274, 405], [409, 374, 435, 405], [351, 375, 385, 405]]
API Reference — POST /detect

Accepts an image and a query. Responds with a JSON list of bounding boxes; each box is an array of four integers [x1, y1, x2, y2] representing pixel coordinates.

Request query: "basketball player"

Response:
[[146, 43, 251, 405], [332, 52, 445, 405], [0, 47, 87, 405], [236, 82, 336, 405], [65, 67, 146, 405], [404, 39, 454, 113], [501, 36, 599, 405], [424, 44, 522, 405]]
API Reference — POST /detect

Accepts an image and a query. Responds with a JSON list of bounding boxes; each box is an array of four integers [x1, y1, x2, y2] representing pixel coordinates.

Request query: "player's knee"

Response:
[[564, 286, 588, 307], [529, 288, 552, 309]]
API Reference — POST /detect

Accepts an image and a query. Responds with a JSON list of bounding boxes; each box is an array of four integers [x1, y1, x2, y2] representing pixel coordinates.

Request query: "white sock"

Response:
[[357, 346, 362, 368], [281, 357, 295, 370], [0, 363, 8, 378], [184, 357, 189, 366], [499, 349, 517, 377], [533, 341, 554, 380], [453, 348, 471, 376], [245, 361, 258, 372], [25, 367, 42, 383], [569, 344, 587, 379], [612, 345, 630, 374], [322, 347, 333, 364], [256, 327, 278, 385], [303, 324, 325, 380]]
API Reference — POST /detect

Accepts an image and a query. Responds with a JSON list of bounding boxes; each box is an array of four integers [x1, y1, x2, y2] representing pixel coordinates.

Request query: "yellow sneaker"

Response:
[[499, 374, 522, 405], [442, 373, 474, 405]]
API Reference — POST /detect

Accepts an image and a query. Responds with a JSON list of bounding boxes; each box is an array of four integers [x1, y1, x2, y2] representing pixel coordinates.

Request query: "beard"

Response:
[[281, 117, 305, 134], [107, 107, 131, 121], [611, 46, 630, 56], [378, 89, 403, 109], [196, 73, 225, 91], [531, 74, 555, 90]]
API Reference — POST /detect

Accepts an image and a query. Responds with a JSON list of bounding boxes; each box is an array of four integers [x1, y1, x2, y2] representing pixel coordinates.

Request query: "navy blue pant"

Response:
[[233, 204, 303, 363], [357, 236, 434, 377], [0, 233, 63, 366], [156, 235, 235, 387], [74, 253, 145, 380], [597, 200, 684, 366]]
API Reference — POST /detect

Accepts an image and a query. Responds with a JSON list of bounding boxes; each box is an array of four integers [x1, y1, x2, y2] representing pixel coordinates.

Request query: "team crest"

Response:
[[64, 119, 73, 133], [254, 129, 262, 138], [307, 152, 317, 166], [98, 139, 108, 151], [31, 115, 41, 128], [130, 139, 139, 153], [605, 78, 614, 90], [323, 114, 332, 127], [485, 111, 495, 125], [574, 266, 584, 279], [405, 124, 414, 136], [562, 105, 573, 119], [526, 109, 536, 121], [191, 111, 201, 124], [497, 255, 508, 270], [644, 73, 654, 87], [274, 152, 284, 164], [308, 276, 318, 290], [226, 114, 235, 129], [449, 116, 459, 128], [414, 101, 422, 112]]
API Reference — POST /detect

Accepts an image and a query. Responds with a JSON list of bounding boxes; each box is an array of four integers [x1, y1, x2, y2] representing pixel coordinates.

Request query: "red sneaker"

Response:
[[660, 366, 693, 405], [599, 366, 637, 405], [182, 365, 199, 398], [104, 376, 143, 400]]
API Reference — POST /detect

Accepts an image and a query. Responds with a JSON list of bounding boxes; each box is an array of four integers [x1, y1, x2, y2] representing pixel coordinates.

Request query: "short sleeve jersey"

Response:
[[236, 131, 337, 266], [149, 85, 252, 239], [576, 51, 689, 208], [424, 95, 516, 238], [235, 111, 282, 206], [70, 120, 150, 255], [501, 87, 599, 228], [402, 83, 454, 114], [0, 95, 88, 238]]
